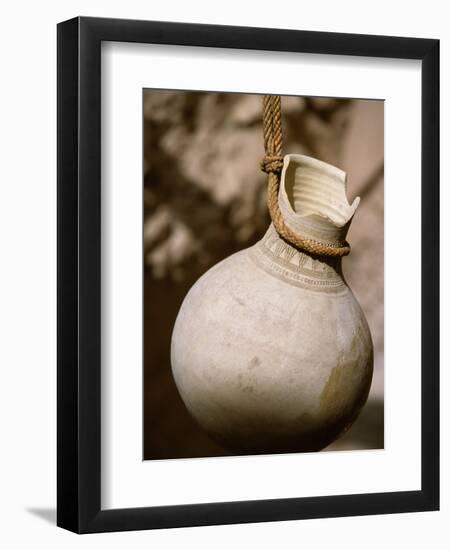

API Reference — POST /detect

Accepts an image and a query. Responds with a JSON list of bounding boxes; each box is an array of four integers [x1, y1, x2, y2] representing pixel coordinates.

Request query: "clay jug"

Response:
[[171, 154, 373, 453]]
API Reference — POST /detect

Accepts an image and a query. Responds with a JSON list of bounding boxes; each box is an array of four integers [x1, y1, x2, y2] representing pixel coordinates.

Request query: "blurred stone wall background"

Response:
[[143, 90, 384, 459]]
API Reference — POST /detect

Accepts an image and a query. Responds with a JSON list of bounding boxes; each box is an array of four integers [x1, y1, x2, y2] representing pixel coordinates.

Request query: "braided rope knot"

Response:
[[260, 156, 284, 174]]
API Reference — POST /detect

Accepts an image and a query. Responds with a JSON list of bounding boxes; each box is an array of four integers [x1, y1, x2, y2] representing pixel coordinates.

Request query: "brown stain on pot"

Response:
[[320, 357, 348, 416], [319, 326, 373, 420], [248, 356, 260, 370]]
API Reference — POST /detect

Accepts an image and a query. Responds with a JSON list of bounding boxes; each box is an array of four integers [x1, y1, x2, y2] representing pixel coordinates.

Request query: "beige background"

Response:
[[143, 91, 384, 459]]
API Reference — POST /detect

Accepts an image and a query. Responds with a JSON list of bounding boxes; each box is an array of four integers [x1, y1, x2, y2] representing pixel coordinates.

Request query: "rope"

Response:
[[260, 95, 351, 257]]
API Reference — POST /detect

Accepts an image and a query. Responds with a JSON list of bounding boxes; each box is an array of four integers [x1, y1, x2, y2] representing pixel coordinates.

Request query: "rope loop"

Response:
[[261, 95, 351, 258]]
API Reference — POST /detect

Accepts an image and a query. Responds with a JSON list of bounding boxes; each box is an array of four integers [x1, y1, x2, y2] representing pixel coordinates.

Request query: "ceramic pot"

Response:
[[171, 154, 373, 453]]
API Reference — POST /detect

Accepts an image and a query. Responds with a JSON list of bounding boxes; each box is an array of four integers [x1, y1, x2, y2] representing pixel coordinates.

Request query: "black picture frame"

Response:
[[57, 16, 439, 533]]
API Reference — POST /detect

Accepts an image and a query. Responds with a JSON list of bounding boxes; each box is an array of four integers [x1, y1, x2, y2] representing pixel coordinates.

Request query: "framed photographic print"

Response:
[[57, 16, 439, 533]]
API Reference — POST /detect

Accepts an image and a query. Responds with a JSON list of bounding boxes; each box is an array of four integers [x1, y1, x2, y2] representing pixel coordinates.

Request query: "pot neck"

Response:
[[278, 154, 359, 250], [250, 225, 347, 294]]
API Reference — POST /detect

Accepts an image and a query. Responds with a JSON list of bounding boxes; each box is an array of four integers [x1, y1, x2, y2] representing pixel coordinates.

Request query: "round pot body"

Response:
[[171, 154, 373, 453]]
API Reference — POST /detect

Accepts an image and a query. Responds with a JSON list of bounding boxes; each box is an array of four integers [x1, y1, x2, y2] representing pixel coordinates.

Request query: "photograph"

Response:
[[143, 90, 384, 460], [55, 10, 440, 536], [0, 3, 442, 543]]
